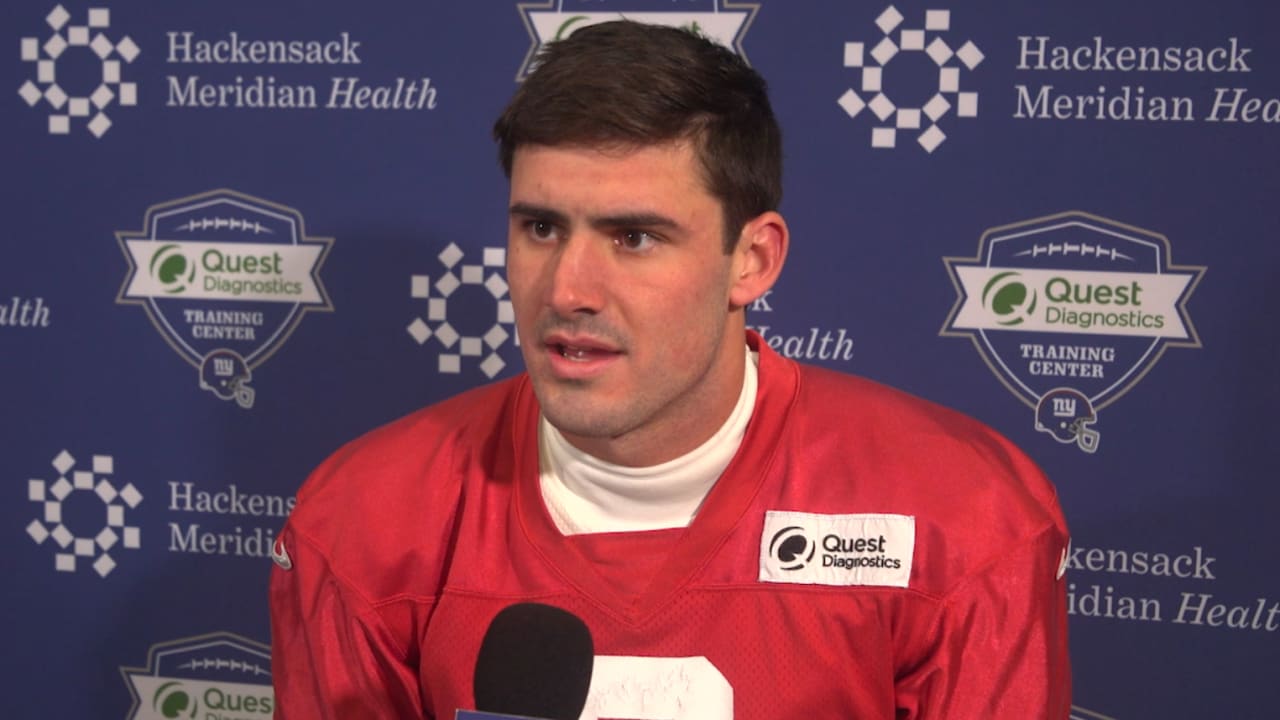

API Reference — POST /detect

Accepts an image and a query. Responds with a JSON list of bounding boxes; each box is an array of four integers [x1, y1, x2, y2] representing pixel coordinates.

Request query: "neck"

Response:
[[560, 329, 748, 467], [539, 345, 760, 534]]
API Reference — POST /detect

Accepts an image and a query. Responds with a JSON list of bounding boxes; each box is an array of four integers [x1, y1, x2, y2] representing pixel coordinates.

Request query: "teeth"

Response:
[[561, 345, 590, 360]]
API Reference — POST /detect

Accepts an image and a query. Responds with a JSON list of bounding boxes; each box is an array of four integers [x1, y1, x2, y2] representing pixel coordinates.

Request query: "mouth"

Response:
[[552, 342, 614, 362], [542, 335, 623, 376], [549, 340, 621, 359]]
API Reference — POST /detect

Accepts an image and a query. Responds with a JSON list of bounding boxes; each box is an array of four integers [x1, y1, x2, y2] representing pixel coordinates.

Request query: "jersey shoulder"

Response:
[[795, 362, 1054, 496], [784, 363, 1066, 580], [284, 376, 529, 598]]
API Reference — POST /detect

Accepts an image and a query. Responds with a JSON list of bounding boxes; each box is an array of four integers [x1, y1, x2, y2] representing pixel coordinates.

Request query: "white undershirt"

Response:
[[539, 348, 759, 535]]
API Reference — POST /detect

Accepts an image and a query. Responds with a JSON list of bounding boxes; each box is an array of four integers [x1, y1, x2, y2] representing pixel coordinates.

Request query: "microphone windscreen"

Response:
[[472, 603, 594, 720]]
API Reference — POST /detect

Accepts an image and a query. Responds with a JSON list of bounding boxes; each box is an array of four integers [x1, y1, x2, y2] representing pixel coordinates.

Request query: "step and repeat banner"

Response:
[[4, 1, 1276, 718]]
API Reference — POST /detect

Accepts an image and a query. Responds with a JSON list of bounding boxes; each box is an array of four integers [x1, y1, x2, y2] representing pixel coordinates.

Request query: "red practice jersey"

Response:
[[270, 334, 1071, 719]]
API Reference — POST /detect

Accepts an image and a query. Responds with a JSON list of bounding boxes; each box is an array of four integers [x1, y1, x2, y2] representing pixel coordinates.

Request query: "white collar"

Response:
[[539, 347, 759, 535]]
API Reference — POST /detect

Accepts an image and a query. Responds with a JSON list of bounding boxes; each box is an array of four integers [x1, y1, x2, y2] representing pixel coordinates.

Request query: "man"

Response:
[[270, 21, 1071, 719]]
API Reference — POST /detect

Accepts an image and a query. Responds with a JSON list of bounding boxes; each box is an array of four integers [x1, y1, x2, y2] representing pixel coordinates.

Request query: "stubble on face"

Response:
[[532, 298, 730, 442], [506, 141, 746, 467]]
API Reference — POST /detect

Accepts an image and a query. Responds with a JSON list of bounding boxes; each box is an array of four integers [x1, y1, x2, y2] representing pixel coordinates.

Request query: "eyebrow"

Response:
[[509, 202, 569, 228], [509, 202, 683, 234]]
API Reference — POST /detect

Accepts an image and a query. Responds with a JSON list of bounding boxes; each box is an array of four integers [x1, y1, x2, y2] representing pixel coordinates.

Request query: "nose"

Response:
[[547, 236, 606, 316]]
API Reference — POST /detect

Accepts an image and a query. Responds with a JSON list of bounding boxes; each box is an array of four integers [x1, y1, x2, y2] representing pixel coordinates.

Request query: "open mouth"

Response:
[[542, 332, 624, 372], [554, 343, 610, 361]]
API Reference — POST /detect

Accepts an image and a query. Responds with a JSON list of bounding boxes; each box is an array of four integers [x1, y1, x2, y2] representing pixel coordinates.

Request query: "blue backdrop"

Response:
[[4, 1, 1277, 718]]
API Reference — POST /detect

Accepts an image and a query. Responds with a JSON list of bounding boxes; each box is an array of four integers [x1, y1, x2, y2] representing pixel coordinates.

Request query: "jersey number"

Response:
[[580, 655, 732, 720]]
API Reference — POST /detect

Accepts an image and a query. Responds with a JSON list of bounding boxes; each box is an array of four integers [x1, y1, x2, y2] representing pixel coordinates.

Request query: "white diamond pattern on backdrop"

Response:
[[837, 5, 983, 153], [408, 243, 518, 378], [18, 4, 138, 137], [25, 450, 141, 577]]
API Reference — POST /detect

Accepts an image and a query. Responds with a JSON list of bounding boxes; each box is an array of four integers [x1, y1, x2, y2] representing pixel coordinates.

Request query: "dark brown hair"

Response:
[[493, 21, 782, 252]]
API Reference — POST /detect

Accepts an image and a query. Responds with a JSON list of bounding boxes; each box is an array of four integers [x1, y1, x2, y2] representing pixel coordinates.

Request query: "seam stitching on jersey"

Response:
[[902, 522, 1062, 677], [289, 524, 422, 662], [640, 348, 805, 620], [937, 520, 1062, 608]]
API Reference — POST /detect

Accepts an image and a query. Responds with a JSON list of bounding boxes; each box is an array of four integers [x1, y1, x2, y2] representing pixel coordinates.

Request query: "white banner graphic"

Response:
[[122, 240, 325, 303], [951, 266, 1195, 338], [527, 12, 750, 50]]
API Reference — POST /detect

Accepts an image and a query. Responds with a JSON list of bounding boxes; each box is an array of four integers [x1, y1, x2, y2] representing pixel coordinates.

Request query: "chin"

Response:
[[542, 405, 623, 439]]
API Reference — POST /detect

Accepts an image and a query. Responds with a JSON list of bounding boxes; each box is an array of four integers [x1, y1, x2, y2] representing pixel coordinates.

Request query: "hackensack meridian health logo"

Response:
[[117, 190, 333, 408], [26, 449, 142, 578], [838, 6, 983, 152], [408, 243, 517, 379], [121, 632, 273, 720], [18, 5, 139, 137], [515, 0, 760, 80], [942, 211, 1204, 453]]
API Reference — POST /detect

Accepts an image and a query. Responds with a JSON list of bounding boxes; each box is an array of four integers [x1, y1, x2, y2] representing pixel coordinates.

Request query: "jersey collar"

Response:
[[511, 331, 800, 621]]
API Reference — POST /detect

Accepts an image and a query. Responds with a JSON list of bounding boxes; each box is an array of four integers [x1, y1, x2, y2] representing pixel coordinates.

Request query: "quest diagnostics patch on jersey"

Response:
[[759, 511, 914, 587]]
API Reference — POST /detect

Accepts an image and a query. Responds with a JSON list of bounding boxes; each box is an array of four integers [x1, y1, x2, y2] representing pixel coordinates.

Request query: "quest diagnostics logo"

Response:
[[838, 6, 983, 152], [17, 4, 139, 137], [26, 449, 141, 578], [515, 0, 760, 80], [118, 190, 332, 408], [760, 511, 914, 588], [407, 243, 518, 378], [767, 525, 817, 571], [149, 244, 198, 294], [981, 271, 1039, 327], [122, 632, 273, 720], [943, 211, 1204, 453], [150, 682, 197, 719]]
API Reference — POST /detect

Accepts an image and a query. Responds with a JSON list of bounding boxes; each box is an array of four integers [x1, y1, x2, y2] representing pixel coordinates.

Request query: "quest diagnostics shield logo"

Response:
[[515, 0, 760, 80], [17, 5, 139, 137], [942, 211, 1204, 453], [121, 632, 273, 720], [117, 190, 332, 408], [838, 6, 983, 152]]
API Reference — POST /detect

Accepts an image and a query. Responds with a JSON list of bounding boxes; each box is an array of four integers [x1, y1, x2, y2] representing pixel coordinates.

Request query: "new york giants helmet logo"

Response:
[[199, 349, 256, 409], [1035, 387, 1099, 453]]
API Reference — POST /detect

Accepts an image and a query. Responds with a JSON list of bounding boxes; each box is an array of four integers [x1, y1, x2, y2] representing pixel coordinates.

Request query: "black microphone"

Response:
[[469, 602, 595, 720]]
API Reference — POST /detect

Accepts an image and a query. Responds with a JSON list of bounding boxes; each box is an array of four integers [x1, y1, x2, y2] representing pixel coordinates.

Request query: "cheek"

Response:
[[640, 274, 730, 351], [506, 252, 541, 308]]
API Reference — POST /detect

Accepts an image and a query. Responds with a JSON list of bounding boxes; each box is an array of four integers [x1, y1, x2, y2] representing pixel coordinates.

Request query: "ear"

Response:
[[729, 210, 789, 309]]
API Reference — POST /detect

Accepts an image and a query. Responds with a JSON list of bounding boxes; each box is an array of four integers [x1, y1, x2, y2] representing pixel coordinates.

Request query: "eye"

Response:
[[616, 230, 658, 252], [524, 219, 561, 243]]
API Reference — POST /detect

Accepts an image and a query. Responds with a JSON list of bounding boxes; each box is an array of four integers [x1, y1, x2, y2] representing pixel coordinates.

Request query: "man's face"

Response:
[[507, 141, 747, 467]]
